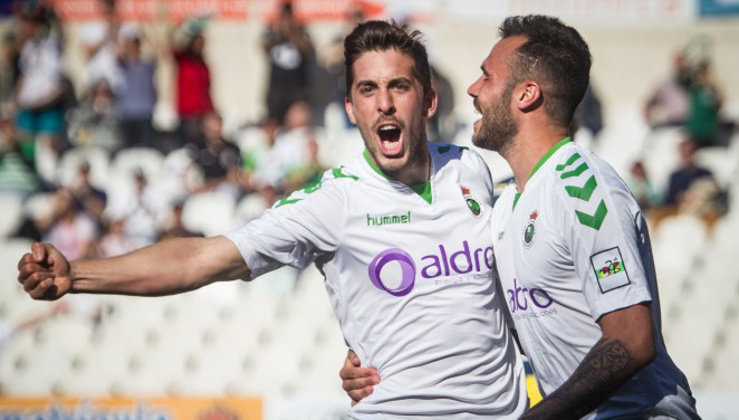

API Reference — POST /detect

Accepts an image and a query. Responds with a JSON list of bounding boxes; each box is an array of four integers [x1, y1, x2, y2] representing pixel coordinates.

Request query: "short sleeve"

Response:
[[555, 156, 652, 321], [225, 179, 345, 281]]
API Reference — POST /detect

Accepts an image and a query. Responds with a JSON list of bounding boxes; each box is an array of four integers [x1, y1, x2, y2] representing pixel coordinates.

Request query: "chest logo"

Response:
[[461, 186, 481, 216], [523, 210, 538, 247]]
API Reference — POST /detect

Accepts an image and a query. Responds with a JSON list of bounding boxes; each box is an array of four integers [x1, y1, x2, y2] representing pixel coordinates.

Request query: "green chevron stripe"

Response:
[[438, 145, 451, 154], [560, 162, 589, 179], [332, 167, 358, 180], [565, 175, 598, 201], [276, 198, 302, 208], [555, 153, 581, 171], [576, 199, 608, 230]]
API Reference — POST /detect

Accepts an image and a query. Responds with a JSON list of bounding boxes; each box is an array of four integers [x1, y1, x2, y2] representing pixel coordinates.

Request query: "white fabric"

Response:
[[79, 21, 122, 89], [226, 143, 527, 418], [17, 37, 62, 108], [492, 140, 697, 419]]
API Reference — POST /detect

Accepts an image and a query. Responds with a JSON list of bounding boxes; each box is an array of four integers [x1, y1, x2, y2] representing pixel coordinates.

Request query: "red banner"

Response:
[[51, 0, 248, 22]]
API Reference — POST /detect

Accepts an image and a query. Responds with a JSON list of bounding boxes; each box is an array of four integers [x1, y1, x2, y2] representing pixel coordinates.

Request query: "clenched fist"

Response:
[[17, 243, 73, 300]]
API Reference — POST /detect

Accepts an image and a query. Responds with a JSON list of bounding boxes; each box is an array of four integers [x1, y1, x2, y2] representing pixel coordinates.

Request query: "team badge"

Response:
[[523, 210, 537, 247], [461, 186, 481, 216], [590, 247, 631, 293]]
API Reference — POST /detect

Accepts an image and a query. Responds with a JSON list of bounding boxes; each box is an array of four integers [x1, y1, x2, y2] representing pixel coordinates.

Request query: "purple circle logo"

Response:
[[368, 248, 416, 297]]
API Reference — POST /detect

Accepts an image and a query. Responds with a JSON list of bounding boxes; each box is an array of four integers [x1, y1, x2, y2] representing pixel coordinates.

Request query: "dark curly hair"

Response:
[[499, 15, 591, 126]]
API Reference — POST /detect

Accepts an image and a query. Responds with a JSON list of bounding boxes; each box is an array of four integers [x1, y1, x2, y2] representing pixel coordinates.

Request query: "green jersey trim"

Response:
[[530, 137, 572, 179], [512, 137, 571, 211], [362, 148, 433, 204]]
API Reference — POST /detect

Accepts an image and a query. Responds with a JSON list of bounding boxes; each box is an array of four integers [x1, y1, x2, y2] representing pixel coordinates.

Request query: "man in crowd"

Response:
[[17, 21, 526, 418]]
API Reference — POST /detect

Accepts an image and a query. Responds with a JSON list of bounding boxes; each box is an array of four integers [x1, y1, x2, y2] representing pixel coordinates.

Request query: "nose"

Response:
[[467, 77, 482, 98], [377, 90, 396, 115]]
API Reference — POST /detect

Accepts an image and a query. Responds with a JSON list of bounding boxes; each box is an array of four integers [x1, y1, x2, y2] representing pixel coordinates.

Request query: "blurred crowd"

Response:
[[629, 37, 734, 227], [0, 0, 735, 265]]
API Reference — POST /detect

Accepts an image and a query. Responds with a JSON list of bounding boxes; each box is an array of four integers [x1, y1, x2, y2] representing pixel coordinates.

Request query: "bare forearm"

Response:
[[70, 237, 245, 296], [521, 337, 641, 419]]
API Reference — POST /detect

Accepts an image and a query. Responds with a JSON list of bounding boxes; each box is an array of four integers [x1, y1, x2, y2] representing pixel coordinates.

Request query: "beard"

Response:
[[472, 83, 518, 154]]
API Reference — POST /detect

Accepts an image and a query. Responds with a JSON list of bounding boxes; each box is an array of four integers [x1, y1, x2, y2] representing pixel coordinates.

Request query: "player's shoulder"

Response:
[[546, 143, 635, 230], [430, 142, 488, 172], [273, 165, 359, 209]]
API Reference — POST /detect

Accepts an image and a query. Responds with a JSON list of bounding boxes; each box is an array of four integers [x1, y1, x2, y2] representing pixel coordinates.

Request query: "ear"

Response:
[[516, 81, 542, 112], [344, 95, 357, 125], [423, 88, 438, 119]]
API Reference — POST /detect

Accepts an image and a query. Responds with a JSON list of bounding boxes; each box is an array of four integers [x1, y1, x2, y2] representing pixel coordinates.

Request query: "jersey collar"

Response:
[[362, 149, 434, 204], [512, 136, 572, 210]]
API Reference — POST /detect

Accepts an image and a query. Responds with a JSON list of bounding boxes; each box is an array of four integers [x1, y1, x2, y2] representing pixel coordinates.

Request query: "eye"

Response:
[[359, 85, 374, 95]]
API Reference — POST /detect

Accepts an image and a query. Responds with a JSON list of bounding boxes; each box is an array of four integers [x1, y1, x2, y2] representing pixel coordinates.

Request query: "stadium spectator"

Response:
[[69, 161, 107, 227], [644, 53, 691, 129], [626, 161, 660, 211], [157, 200, 203, 241], [664, 139, 715, 207], [113, 168, 161, 246], [427, 65, 456, 142], [574, 84, 604, 139], [14, 3, 66, 166], [0, 112, 39, 194], [239, 117, 279, 193], [241, 102, 314, 194], [186, 111, 242, 195], [115, 26, 157, 149], [686, 62, 723, 148], [66, 79, 121, 151], [97, 218, 138, 257], [172, 18, 213, 147], [262, 2, 314, 124], [39, 188, 98, 261], [79, 0, 121, 90]]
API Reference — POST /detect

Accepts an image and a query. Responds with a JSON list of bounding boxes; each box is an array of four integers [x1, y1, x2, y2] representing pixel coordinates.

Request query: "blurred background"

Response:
[[0, 0, 738, 419]]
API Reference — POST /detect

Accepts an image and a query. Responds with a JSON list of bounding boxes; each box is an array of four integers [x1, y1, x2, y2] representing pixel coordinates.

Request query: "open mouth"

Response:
[[377, 123, 403, 156]]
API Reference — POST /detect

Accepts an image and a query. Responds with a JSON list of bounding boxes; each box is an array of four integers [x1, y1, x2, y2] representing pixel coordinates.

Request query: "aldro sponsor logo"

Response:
[[368, 241, 494, 297], [506, 278, 557, 319]]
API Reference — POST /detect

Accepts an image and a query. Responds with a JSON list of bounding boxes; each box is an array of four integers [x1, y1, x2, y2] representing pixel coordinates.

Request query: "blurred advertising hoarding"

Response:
[[47, 0, 720, 24], [0, 397, 262, 420], [699, 0, 739, 16]]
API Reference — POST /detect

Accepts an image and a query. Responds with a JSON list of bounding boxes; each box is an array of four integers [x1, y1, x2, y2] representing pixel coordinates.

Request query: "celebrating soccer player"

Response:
[[17, 21, 527, 418]]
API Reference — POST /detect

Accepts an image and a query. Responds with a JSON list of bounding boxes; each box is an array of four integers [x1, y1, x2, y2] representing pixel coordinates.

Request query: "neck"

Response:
[[388, 147, 430, 186], [501, 125, 569, 192]]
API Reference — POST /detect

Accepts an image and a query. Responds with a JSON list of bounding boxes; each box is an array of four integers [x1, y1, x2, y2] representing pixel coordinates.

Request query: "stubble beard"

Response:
[[472, 84, 518, 156]]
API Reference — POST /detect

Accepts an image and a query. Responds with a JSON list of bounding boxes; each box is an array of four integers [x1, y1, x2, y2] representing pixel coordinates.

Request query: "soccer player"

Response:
[[16, 21, 527, 418], [342, 15, 699, 419]]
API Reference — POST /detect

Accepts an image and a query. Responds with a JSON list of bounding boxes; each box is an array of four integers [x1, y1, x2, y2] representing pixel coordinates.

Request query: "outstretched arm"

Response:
[[17, 236, 248, 300], [521, 303, 655, 419]]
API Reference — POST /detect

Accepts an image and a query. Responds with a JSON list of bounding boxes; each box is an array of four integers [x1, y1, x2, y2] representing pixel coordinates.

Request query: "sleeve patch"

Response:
[[590, 247, 630, 293]]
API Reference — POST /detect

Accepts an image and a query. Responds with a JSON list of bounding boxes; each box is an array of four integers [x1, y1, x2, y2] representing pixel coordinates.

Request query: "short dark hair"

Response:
[[499, 15, 591, 126], [344, 20, 432, 98]]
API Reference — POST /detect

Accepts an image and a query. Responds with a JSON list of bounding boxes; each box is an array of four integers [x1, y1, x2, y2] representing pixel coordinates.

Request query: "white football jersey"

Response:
[[226, 143, 527, 418], [492, 138, 698, 419]]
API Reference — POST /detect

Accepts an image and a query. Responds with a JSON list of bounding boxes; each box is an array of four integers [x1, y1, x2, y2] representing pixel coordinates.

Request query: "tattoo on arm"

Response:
[[522, 337, 636, 420]]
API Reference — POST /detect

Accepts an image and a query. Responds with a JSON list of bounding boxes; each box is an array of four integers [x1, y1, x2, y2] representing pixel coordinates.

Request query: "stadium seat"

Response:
[[0, 193, 23, 239], [181, 190, 237, 237], [110, 147, 164, 179], [639, 127, 684, 194], [55, 146, 111, 188]]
